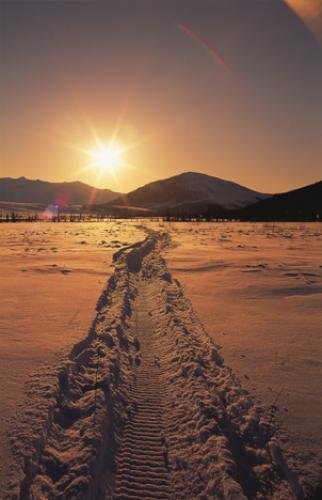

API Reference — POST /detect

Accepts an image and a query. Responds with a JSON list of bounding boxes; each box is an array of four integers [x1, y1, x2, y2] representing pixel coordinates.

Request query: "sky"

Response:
[[1, 0, 322, 194]]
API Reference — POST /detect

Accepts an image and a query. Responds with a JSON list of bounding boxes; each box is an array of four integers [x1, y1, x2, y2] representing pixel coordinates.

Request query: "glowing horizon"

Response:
[[1, 1, 322, 194]]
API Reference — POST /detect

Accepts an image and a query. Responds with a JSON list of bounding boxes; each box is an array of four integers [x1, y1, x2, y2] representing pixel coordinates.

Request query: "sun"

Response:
[[89, 143, 123, 171], [72, 127, 142, 185]]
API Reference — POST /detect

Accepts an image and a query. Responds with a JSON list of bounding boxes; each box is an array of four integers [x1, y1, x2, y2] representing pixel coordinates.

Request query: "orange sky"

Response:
[[1, 0, 322, 194]]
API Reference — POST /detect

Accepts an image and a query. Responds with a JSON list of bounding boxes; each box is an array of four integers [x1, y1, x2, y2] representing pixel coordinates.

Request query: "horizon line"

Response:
[[1, 171, 321, 196]]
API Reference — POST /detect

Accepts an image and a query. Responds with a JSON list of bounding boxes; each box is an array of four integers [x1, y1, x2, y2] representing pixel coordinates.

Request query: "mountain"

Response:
[[98, 172, 269, 213], [0, 177, 121, 206], [240, 180, 322, 221]]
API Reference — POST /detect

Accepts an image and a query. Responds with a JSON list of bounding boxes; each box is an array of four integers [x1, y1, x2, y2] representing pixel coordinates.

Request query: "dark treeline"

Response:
[[0, 212, 114, 223], [2, 211, 320, 223], [1, 208, 321, 223]]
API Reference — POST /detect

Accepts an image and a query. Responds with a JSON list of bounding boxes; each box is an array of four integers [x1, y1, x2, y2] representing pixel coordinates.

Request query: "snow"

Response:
[[0, 221, 143, 494], [0, 220, 321, 497], [164, 221, 322, 493], [3, 229, 296, 498], [175, 172, 269, 208], [119, 172, 269, 210]]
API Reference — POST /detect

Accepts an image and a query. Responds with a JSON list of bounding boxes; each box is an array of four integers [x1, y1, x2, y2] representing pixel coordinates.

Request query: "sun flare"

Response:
[[72, 125, 143, 187], [89, 143, 124, 172]]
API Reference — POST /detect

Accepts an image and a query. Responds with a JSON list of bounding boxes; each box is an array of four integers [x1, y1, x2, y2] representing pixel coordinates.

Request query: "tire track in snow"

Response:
[[9, 231, 301, 499], [112, 287, 171, 499]]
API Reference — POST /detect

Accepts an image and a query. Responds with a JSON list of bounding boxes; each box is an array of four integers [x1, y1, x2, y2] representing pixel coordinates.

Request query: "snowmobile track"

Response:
[[111, 286, 172, 500], [8, 231, 301, 500]]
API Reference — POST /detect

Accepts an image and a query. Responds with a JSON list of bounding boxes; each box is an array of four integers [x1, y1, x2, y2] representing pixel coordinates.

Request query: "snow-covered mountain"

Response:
[[108, 172, 269, 210]]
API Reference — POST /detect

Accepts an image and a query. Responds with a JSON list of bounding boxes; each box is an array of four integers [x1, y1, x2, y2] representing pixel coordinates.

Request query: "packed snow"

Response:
[[0, 220, 321, 498]]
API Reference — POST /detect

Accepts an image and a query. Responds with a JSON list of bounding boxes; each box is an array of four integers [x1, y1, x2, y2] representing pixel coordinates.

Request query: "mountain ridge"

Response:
[[0, 176, 121, 205], [239, 180, 322, 221], [100, 171, 269, 212], [2, 174, 321, 221]]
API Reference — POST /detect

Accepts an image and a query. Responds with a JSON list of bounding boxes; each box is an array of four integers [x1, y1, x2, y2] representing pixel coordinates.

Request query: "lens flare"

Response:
[[177, 22, 234, 76], [284, 0, 322, 21], [283, 0, 322, 43]]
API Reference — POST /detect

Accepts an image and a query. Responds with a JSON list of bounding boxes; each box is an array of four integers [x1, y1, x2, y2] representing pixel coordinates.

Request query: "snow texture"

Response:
[[3, 230, 300, 499]]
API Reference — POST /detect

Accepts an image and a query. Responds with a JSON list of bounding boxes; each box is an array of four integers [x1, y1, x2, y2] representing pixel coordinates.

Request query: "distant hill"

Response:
[[5, 174, 319, 222], [240, 180, 322, 221], [0, 177, 121, 206], [94, 172, 269, 214]]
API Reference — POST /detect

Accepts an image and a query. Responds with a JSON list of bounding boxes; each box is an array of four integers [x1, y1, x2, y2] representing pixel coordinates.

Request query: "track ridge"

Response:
[[111, 283, 172, 499]]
